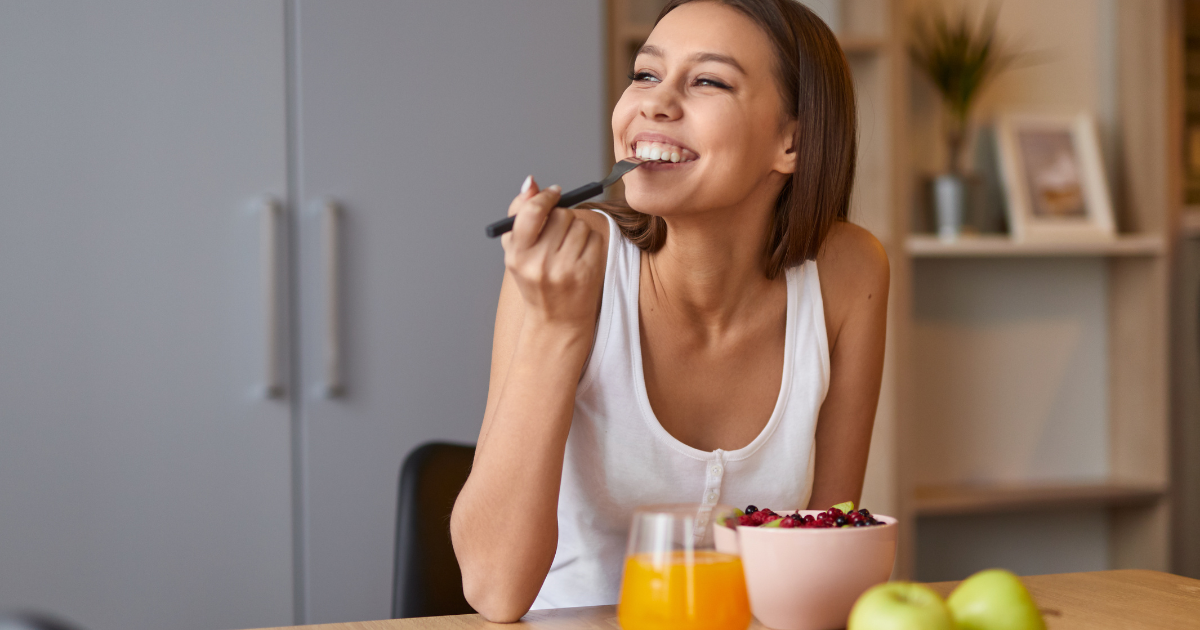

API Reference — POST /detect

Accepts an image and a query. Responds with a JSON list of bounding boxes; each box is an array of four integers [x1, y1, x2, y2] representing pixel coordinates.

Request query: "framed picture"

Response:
[[995, 112, 1115, 242]]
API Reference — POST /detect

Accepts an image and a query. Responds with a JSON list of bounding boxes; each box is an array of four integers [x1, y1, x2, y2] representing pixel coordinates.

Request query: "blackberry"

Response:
[[745, 505, 758, 515]]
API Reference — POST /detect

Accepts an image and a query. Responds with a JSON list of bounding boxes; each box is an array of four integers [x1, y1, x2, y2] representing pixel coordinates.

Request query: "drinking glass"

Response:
[[617, 504, 751, 630]]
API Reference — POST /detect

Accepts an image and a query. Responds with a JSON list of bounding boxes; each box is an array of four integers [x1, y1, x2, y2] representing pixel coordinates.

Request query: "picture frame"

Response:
[[995, 112, 1115, 242]]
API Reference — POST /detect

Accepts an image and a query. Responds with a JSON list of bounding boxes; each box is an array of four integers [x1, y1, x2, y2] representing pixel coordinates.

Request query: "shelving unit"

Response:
[[906, 234, 1166, 257], [1182, 207, 1200, 237], [911, 482, 1165, 517], [895, 0, 1178, 579], [606, 0, 1176, 580]]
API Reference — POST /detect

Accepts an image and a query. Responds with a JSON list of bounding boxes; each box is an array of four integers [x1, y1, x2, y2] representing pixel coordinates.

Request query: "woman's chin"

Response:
[[624, 189, 687, 216]]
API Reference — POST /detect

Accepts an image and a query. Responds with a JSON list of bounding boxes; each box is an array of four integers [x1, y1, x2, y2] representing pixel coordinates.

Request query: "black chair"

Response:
[[0, 612, 84, 630], [392, 441, 477, 618]]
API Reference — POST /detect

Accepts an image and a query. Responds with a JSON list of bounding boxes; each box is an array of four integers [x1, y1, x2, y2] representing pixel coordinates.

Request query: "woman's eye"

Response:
[[695, 77, 730, 89], [627, 71, 660, 83]]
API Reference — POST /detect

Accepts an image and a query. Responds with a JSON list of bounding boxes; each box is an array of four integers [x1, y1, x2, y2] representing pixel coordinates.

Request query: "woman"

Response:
[[450, 0, 888, 621]]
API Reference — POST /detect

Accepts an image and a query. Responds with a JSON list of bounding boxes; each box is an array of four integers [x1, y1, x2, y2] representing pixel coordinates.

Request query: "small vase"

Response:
[[933, 173, 966, 241]]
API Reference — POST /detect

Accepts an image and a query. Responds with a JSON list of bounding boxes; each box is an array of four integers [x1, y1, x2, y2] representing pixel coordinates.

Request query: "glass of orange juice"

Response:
[[617, 504, 751, 630]]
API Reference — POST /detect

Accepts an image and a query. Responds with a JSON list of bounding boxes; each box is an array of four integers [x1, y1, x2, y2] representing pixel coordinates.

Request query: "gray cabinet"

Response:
[[0, 1, 604, 628], [290, 2, 603, 623], [0, 2, 294, 630]]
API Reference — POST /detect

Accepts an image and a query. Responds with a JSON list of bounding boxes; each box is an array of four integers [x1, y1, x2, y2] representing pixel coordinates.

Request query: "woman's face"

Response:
[[613, 1, 796, 218]]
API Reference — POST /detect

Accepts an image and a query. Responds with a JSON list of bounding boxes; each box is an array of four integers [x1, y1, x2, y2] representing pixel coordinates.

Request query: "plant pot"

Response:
[[933, 173, 966, 241]]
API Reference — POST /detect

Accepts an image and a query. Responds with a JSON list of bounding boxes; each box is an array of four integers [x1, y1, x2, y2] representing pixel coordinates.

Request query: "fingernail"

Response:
[[520, 175, 533, 194], [548, 184, 561, 192]]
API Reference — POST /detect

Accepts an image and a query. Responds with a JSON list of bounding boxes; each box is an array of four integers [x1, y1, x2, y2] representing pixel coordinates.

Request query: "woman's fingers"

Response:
[[509, 184, 561, 249], [579, 226, 605, 264], [507, 175, 538, 217], [557, 213, 592, 258]]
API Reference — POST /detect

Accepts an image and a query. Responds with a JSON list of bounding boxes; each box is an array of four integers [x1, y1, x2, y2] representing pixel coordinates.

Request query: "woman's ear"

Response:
[[773, 119, 799, 175]]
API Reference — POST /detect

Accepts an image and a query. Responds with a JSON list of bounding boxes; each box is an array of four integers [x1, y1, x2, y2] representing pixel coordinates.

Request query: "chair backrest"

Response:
[[0, 612, 84, 630], [392, 441, 476, 619]]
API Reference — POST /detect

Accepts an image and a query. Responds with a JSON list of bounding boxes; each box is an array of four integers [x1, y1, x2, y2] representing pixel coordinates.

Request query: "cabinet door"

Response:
[[293, 1, 603, 623], [0, 3, 293, 630]]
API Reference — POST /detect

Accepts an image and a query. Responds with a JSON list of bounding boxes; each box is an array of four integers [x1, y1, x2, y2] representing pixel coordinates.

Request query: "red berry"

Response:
[[763, 514, 781, 523], [780, 517, 795, 528], [738, 514, 754, 526]]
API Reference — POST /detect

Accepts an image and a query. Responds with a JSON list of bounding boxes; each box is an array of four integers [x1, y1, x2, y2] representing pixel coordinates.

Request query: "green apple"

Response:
[[848, 582, 955, 630], [946, 569, 1046, 630]]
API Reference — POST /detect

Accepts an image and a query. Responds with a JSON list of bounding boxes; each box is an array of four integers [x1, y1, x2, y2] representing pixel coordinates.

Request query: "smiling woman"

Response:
[[450, 0, 888, 622]]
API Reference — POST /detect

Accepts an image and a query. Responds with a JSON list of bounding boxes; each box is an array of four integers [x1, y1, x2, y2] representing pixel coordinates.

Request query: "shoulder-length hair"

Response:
[[583, 0, 857, 279]]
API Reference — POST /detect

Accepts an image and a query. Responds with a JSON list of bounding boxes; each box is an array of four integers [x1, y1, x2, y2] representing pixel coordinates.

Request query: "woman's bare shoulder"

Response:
[[814, 221, 889, 341]]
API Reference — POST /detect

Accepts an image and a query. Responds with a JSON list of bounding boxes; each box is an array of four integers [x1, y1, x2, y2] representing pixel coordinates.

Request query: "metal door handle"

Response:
[[322, 200, 345, 398], [260, 196, 285, 398]]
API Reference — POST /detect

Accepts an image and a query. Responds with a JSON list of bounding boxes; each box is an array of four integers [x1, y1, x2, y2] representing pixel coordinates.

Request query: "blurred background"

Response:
[[0, 1, 1195, 629]]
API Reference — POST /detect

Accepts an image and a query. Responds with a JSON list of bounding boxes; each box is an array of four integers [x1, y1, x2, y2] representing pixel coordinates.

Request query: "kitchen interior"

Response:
[[0, 1, 1197, 629]]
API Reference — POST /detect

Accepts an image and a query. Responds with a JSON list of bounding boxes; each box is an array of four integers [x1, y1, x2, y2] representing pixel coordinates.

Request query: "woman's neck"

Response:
[[643, 190, 782, 336]]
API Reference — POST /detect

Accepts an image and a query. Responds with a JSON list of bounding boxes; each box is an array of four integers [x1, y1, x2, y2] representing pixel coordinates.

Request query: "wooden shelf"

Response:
[[911, 482, 1166, 516], [906, 233, 1166, 257], [618, 23, 653, 42], [839, 36, 888, 55], [617, 27, 887, 55], [1182, 209, 1200, 237]]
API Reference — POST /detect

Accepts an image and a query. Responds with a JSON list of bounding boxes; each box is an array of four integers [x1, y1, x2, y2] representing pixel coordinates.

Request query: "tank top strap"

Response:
[[578, 209, 637, 395]]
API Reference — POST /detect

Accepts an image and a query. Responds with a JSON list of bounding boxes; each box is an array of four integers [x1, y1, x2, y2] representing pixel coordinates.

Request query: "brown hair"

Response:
[[583, 0, 857, 279]]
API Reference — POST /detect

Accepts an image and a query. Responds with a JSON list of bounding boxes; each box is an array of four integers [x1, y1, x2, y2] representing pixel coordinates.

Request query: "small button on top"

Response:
[[711, 465, 723, 476]]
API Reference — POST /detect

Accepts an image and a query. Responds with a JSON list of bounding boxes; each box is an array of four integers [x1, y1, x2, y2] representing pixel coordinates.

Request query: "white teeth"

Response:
[[632, 140, 697, 163]]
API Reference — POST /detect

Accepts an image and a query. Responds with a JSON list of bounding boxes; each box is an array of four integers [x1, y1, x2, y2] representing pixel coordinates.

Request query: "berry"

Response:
[[780, 517, 795, 528], [745, 505, 758, 515], [829, 508, 844, 518], [858, 508, 871, 518], [763, 513, 782, 523], [835, 516, 848, 526], [738, 514, 754, 526], [803, 514, 815, 524], [853, 520, 868, 527]]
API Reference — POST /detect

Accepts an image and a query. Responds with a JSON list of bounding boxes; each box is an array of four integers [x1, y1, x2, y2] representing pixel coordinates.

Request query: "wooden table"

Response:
[[253, 570, 1200, 630]]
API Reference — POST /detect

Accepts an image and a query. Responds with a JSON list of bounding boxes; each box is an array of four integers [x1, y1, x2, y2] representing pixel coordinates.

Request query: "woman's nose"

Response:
[[639, 85, 682, 121]]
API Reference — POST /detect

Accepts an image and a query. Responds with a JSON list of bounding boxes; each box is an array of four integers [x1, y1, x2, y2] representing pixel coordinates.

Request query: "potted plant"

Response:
[[909, 4, 1013, 240]]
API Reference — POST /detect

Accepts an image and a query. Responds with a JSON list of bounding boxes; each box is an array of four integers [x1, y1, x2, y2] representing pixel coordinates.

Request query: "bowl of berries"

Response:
[[712, 502, 897, 630]]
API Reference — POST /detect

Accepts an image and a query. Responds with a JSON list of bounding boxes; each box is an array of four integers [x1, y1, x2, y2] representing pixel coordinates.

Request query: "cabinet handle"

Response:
[[322, 200, 345, 398], [260, 197, 285, 399]]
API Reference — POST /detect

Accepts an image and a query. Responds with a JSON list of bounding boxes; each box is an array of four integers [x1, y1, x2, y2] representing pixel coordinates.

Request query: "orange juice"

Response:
[[617, 550, 751, 630]]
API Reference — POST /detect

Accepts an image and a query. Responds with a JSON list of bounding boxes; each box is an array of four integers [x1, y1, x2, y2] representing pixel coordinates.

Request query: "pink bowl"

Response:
[[713, 510, 897, 630]]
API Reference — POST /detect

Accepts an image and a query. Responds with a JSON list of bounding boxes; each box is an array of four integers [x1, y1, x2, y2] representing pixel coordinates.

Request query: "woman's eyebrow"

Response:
[[636, 44, 747, 75]]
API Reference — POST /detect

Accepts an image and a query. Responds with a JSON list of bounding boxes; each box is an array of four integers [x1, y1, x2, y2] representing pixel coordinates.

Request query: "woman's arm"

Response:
[[450, 179, 609, 623], [808, 221, 890, 509]]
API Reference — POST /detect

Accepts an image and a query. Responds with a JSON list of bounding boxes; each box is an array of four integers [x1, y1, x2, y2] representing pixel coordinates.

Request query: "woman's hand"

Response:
[[501, 176, 606, 332]]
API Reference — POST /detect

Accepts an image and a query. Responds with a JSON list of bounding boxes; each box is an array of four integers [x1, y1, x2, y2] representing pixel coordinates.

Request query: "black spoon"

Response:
[[485, 158, 646, 238]]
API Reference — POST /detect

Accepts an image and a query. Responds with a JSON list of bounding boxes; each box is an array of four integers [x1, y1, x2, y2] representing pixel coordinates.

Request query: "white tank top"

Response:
[[531, 210, 830, 609]]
